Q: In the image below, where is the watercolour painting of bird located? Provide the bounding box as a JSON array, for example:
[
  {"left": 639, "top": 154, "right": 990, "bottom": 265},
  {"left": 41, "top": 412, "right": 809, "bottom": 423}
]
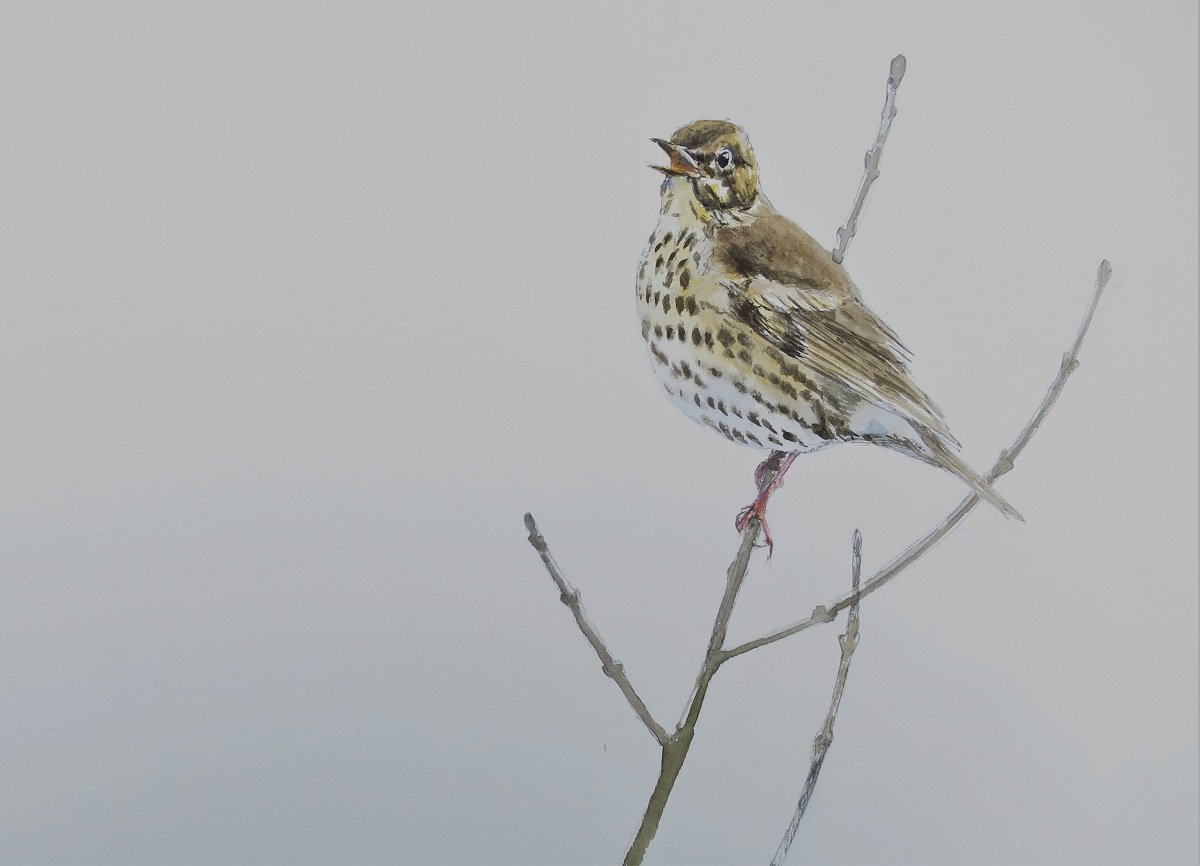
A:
[{"left": 636, "top": 119, "right": 1021, "bottom": 548}]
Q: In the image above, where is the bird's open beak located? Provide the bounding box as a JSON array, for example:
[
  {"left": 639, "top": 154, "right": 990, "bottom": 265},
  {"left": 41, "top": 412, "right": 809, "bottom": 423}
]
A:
[{"left": 650, "top": 138, "right": 703, "bottom": 177}]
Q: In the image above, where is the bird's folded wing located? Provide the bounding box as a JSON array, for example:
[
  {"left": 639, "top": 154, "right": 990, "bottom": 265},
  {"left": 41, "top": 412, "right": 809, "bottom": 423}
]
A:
[{"left": 715, "top": 214, "right": 958, "bottom": 448}]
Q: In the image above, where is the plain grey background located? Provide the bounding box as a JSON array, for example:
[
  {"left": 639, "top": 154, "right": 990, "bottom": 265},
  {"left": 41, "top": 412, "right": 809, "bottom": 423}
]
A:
[{"left": 1, "top": 2, "right": 1196, "bottom": 864}]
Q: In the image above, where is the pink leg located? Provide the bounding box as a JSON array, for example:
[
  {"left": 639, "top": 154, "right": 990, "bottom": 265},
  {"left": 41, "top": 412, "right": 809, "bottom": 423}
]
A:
[{"left": 734, "top": 451, "right": 799, "bottom": 554}]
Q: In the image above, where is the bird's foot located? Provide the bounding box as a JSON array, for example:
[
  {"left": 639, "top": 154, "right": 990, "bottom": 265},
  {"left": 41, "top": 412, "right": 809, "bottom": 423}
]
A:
[
  {"left": 735, "top": 491, "right": 775, "bottom": 556},
  {"left": 737, "top": 451, "right": 799, "bottom": 556}
]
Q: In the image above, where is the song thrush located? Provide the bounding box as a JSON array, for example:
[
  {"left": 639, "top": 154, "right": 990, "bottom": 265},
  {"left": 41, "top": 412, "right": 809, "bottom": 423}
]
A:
[{"left": 636, "top": 119, "right": 1021, "bottom": 546}]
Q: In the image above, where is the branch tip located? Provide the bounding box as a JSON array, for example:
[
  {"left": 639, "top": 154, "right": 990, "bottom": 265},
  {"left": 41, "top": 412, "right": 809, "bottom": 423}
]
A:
[
  {"left": 523, "top": 511, "right": 668, "bottom": 748},
  {"left": 771, "top": 527, "right": 866, "bottom": 865},
  {"left": 832, "top": 51, "right": 905, "bottom": 264}
]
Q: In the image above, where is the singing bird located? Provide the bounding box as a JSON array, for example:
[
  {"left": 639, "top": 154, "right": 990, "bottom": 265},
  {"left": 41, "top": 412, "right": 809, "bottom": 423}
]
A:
[{"left": 636, "top": 119, "right": 1020, "bottom": 547}]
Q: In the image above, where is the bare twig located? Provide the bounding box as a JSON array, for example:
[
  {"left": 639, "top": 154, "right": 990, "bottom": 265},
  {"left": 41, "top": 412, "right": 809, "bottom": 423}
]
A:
[
  {"left": 523, "top": 513, "right": 669, "bottom": 747},
  {"left": 833, "top": 54, "right": 906, "bottom": 264},
  {"left": 722, "top": 260, "right": 1115, "bottom": 663},
  {"left": 622, "top": 504, "right": 768, "bottom": 865},
  {"left": 523, "top": 52, "right": 1111, "bottom": 866},
  {"left": 627, "top": 56, "right": 911, "bottom": 863},
  {"left": 771, "top": 531, "right": 864, "bottom": 866}
]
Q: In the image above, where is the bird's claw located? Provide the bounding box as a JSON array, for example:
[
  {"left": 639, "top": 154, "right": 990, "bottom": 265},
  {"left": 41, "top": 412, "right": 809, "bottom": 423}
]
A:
[{"left": 735, "top": 501, "right": 775, "bottom": 557}]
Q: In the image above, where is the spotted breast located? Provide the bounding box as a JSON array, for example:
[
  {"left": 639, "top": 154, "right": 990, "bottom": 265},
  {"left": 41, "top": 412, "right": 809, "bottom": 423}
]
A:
[{"left": 635, "top": 183, "right": 839, "bottom": 455}]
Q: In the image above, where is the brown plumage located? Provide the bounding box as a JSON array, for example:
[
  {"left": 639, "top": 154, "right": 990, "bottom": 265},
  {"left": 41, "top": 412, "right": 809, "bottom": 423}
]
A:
[{"left": 637, "top": 119, "right": 1021, "bottom": 532}]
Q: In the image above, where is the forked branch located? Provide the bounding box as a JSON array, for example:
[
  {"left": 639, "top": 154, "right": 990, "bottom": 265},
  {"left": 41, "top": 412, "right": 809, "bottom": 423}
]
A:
[{"left": 521, "top": 51, "right": 1112, "bottom": 866}]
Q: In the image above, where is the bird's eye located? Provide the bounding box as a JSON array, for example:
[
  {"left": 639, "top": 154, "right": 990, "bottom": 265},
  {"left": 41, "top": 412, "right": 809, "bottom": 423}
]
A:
[{"left": 715, "top": 148, "right": 733, "bottom": 170}]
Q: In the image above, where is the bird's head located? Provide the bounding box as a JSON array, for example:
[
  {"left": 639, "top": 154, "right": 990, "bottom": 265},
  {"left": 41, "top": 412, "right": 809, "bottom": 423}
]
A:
[{"left": 652, "top": 119, "right": 759, "bottom": 213}]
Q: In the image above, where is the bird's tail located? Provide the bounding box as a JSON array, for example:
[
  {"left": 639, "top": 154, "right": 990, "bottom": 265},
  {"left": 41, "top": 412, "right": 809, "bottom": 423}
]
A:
[{"left": 924, "top": 440, "right": 1024, "bottom": 521}]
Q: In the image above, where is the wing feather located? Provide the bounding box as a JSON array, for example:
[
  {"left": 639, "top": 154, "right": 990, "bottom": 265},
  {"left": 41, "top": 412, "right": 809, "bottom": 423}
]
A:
[{"left": 715, "top": 213, "right": 960, "bottom": 448}]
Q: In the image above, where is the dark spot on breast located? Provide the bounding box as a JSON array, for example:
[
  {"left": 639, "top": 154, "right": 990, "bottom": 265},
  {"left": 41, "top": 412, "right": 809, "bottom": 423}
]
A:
[
  {"left": 691, "top": 327, "right": 702, "bottom": 346},
  {"left": 675, "top": 295, "right": 685, "bottom": 313},
  {"left": 708, "top": 366, "right": 722, "bottom": 378},
  {"left": 665, "top": 326, "right": 675, "bottom": 340},
  {"left": 782, "top": 430, "right": 798, "bottom": 442},
  {"left": 693, "top": 393, "right": 703, "bottom": 408},
  {"left": 703, "top": 331, "right": 714, "bottom": 349},
  {"left": 654, "top": 325, "right": 663, "bottom": 338},
  {"left": 685, "top": 295, "right": 697, "bottom": 315},
  {"left": 650, "top": 343, "right": 669, "bottom": 365},
  {"left": 773, "top": 356, "right": 810, "bottom": 385},
  {"left": 679, "top": 361, "right": 692, "bottom": 379},
  {"left": 662, "top": 292, "right": 671, "bottom": 312},
  {"left": 679, "top": 268, "right": 691, "bottom": 289},
  {"left": 738, "top": 350, "right": 752, "bottom": 363},
  {"left": 656, "top": 255, "right": 664, "bottom": 270}
]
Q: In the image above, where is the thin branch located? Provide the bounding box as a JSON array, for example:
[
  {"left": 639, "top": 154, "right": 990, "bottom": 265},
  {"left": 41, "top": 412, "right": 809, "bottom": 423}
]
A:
[
  {"left": 722, "top": 260, "right": 1115, "bottom": 663},
  {"left": 523, "top": 513, "right": 669, "bottom": 747},
  {"left": 771, "top": 531, "right": 864, "bottom": 866},
  {"left": 524, "top": 55, "right": 1111, "bottom": 866},
  {"left": 623, "top": 509, "right": 768, "bottom": 866},
  {"left": 627, "top": 56, "right": 908, "bottom": 862},
  {"left": 833, "top": 54, "right": 907, "bottom": 264}
]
